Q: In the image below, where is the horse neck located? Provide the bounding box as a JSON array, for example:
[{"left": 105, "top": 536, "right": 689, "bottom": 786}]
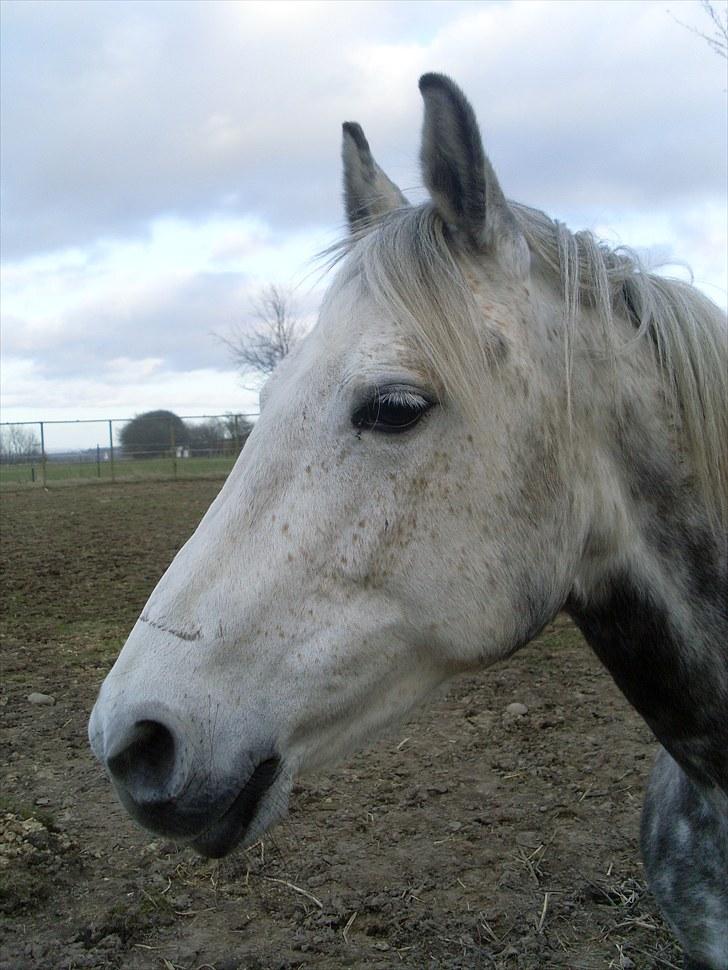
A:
[{"left": 563, "top": 336, "right": 728, "bottom": 793}]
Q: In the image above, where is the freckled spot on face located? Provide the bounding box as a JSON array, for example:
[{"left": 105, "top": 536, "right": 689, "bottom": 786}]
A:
[
  {"left": 287, "top": 553, "right": 294, "bottom": 562},
  {"left": 358, "top": 519, "right": 367, "bottom": 528},
  {"left": 282, "top": 523, "right": 289, "bottom": 534},
  {"left": 305, "top": 465, "right": 312, "bottom": 474}
]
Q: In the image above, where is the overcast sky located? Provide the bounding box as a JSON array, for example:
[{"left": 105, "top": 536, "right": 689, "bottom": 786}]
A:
[{"left": 1, "top": 0, "right": 726, "bottom": 450}]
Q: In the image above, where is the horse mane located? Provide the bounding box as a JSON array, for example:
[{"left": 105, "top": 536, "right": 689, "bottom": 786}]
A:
[{"left": 324, "top": 203, "right": 728, "bottom": 532}]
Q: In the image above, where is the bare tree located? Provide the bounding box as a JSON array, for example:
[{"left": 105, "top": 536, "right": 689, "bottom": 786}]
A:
[
  {"left": 0, "top": 425, "right": 41, "bottom": 464},
  {"left": 222, "top": 284, "right": 302, "bottom": 381},
  {"left": 671, "top": 0, "right": 727, "bottom": 59},
  {"left": 187, "top": 414, "right": 253, "bottom": 457}
]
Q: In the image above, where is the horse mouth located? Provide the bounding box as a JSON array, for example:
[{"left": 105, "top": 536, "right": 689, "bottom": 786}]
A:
[{"left": 191, "top": 757, "right": 283, "bottom": 859}]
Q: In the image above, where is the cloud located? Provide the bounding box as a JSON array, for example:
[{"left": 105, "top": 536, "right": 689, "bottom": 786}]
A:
[
  {"left": 0, "top": 214, "right": 330, "bottom": 388},
  {"left": 1, "top": 353, "right": 259, "bottom": 448},
  {"left": 2, "top": 0, "right": 725, "bottom": 259},
  {"left": 6, "top": 271, "right": 251, "bottom": 377}
]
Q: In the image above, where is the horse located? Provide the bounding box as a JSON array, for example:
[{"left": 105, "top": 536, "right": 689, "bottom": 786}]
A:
[{"left": 88, "top": 74, "right": 728, "bottom": 968}]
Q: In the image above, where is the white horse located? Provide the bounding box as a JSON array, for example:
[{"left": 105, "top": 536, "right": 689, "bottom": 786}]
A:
[{"left": 89, "top": 75, "right": 728, "bottom": 968}]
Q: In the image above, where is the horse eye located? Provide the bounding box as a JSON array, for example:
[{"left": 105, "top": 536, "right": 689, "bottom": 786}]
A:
[{"left": 352, "top": 389, "right": 433, "bottom": 435}]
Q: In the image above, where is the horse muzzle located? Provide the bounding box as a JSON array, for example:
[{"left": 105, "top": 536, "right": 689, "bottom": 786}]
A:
[{"left": 88, "top": 700, "right": 287, "bottom": 857}]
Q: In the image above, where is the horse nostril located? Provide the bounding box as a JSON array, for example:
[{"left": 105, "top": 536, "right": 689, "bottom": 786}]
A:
[{"left": 106, "top": 720, "right": 176, "bottom": 798}]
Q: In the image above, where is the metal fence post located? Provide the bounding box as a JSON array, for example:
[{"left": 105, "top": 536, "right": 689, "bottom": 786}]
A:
[
  {"left": 39, "top": 421, "right": 46, "bottom": 486},
  {"left": 108, "top": 420, "right": 115, "bottom": 481},
  {"left": 170, "top": 419, "right": 177, "bottom": 479}
]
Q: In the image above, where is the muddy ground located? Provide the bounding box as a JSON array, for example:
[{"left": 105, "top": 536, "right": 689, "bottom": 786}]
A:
[{"left": 1, "top": 481, "right": 683, "bottom": 969}]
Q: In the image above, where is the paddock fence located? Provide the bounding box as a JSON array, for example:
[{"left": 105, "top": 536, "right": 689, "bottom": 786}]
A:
[{"left": 0, "top": 412, "right": 258, "bottom": 488}]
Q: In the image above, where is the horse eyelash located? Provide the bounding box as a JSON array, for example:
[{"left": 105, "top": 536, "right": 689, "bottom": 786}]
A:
[{"left": 375, "top": 388, "right": 430, "bottom": 409}]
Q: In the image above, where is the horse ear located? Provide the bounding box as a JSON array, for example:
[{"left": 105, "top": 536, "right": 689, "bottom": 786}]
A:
[
  {"left": 342, "top": 122, "right": 409, "bottom": 232},
  {"left": 418, "top": 73, "right": 529, "bottom": 277}
]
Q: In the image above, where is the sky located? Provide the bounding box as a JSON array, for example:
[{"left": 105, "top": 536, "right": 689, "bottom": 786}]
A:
[{"left": 1, "top": 0, "right": 726, "bottom": 451}]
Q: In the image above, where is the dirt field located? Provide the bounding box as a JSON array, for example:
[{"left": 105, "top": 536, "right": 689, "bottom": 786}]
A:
[{"left": 1, "top": 481, "right": 683, "bottom": 969}]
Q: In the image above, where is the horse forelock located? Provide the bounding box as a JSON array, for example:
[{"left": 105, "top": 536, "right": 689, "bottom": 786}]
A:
[
  {"left": 323, "top": 201, "right": 728, "bottom": 534},
  {"left": 323, "top": 205, "right": 498, "bottom": 418}
]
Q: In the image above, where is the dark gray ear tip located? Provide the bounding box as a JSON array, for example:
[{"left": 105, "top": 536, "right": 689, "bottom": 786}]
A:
[
  {"left": 419, "top": 72, "right": 458, "bottom": 97},
  {"left": 342, "top": 121, "right": 369, "bottom": 152}
]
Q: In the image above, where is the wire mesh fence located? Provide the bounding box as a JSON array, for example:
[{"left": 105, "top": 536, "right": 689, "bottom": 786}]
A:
[{"left": 0, "top": 412, "right": 257, "bottom": 488}]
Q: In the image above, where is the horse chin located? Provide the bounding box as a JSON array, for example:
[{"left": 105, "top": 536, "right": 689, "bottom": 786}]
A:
[{"left": 191, "top": 758, "right": 290, "bottom": 859}]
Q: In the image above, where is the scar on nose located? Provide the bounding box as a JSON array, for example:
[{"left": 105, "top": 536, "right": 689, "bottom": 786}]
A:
[{"left": 139, "top": 613, "right": 201, "bottom": 642}]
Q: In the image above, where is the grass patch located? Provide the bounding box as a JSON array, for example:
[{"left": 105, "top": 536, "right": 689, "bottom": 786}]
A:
[{"left": 0, "top": 456, "right": 236, "bottom": 489}]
